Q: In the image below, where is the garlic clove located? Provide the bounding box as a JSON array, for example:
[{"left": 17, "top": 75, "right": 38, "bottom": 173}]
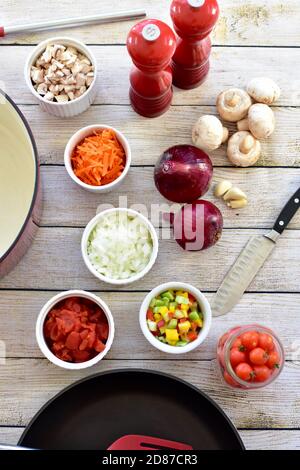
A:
[
  {"left": 214, "top": 180, "right": 233, "bottom": 198},
  {"left": 223, "top": 186, "right": 248, "bottom": 202},
  {"left": 227, "top": 199, "right": 248, "bottom": 209}
]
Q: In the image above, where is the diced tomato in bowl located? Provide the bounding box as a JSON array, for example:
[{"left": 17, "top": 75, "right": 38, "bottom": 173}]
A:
[{"left": 36, "top": 290, "right": 115, "bottom": 370}]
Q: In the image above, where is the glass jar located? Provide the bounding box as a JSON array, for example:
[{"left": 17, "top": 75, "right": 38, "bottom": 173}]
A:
[{"left": 217, "top": 324, "right": 285, "bottom": 389}]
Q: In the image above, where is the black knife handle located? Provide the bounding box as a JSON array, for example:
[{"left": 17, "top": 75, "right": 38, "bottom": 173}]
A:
[{"left": 273, "top": 187, "right": 300, "bottom": 234}]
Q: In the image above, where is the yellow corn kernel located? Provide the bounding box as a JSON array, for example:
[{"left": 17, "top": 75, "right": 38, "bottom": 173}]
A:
[
  {"left": 195, "top": 318, "right": 203, "bottom": 327},
  {"left": 176, "top": 291, "right": 184, "bottom": 297},
  {"left": 165, "top": 329, "right": 179, "bottom": 344},
  {"left": 178, "top": 321, "right": 191, "bottom": 333},
  {"left": 180, "top": 304, "right": 189, "bottom": 311},
  {"left": 154, "top": 313, "right": 162, "bottom": 322},
  {"left": 158, "top": 306, "right": 168, "bottom": 315},
  {"left": 182, "top": 292, "right": 189, "bottom": 298},
  {"left": 169, "top": 305, "right": 175, "bottom": 313}
]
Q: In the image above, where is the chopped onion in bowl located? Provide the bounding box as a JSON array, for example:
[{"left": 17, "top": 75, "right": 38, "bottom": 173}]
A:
[{"left": 87, "top": 212, "right": 154, "bottom": 280}]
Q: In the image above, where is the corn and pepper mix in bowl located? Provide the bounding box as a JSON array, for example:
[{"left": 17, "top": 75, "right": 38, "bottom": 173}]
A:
[{"left": 140, "top": 282, "right": 212, "bottom": 354}]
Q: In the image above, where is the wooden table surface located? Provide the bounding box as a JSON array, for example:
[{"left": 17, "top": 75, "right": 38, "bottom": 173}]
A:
[{"left": 0, "top": 0, "right": 300, "bottom": 450}]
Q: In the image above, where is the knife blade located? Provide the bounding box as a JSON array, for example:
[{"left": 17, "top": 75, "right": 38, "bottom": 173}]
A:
[{"left": 211, "top": 187, "right": 300, "bottom": 317}]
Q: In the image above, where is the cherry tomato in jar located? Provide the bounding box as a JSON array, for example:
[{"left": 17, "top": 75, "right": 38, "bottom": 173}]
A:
[
  {"left": 240, "top": 331, "right": 259, "bottom": 350},
  {"left": 258, "top": 333, "right": 274, "bottom": 352},
  {"left": 249, "top": 347, "right": 269, "bottom": 366},
  {"left": 235, "top": 363, "right": 254, "bottom": 382},
  {"left": 230, "top": 347, "right": 247, "bottom": 368},
  {"left": 266, "top": 350, "right": 280, "bottom": 369},
  {"left": 231, "top": 337, "right": 245, "bottom": 350},
  {"left": 223, "top": 371, "right": 238, "bottom": 387},
  {"left": 253, "top": 365, "right": 272, "bottom": 383},
  {"left": 217, "top": 348, "right": 226, "bottom": 368},
  {"left": 219, "top": 332, "right": 230, "bottom": 348}
]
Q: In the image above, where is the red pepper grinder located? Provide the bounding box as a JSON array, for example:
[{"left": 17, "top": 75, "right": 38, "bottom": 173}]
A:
[
  {"left": 170, "top": 0, "right": 220, "bottom": 89},
  {"left": 127, "top": 19, "right": 176, "bottom": 118}
]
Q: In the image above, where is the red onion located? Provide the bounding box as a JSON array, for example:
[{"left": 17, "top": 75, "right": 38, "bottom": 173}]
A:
[
  {"left": 170, "top": 200, "right": 223, "bottom": 251},
  {"left": 154, "top": 145, "right": 213, "bottom": 203}
]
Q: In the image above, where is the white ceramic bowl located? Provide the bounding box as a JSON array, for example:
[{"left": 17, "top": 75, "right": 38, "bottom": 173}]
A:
[
  {"left": 81, "top": 208, "right": 159, "bottom": 285},
  {"left": 36, "top": 290, "right": 115, "bottom": 370},
  {"left": 24, "top": 37, "right": 98, "bottom": 118},
  {"left": 64, "top": 125, "right": 131, "bottom": 193},
  {"left": 140, "top": 282, "right": 212, "bottom": 354}
]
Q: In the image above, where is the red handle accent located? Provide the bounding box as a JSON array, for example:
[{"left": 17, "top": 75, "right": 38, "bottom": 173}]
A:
[
  {"left": 0, "top": 26, "right": 5, "bottom": 37},
  {"left": 107, "top": 435, "right": 193, "bottom": 450}
]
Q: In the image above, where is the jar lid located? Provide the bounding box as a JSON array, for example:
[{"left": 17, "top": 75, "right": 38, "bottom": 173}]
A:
[
  {"left": 127, "top": 19, "right": 176, "bottom": 68},
  {"left": 171, "top": 0, "right": 220, "bottom": 39}
]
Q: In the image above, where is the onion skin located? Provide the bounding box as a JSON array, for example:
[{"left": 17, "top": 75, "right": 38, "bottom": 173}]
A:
[
  {"left": 154, "top": 145, "right": 213, "bottom": 203},
  {"left": 171, "top": 200, "right": 223, "bottom": 251}
]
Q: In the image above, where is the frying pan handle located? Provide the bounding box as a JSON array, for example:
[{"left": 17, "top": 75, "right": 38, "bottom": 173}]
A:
[{"left": 273, "top": 187, "right": 300, "bottom": 234}]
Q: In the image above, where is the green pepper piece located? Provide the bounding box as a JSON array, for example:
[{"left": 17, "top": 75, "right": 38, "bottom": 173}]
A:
[
  {"left": 167, "top": 319, "right": 178, "bottom": 329},
  {"left": 161, "top": 290, "right": 175, "bottom": 301},
  {"left": 158, "top": 336, "right": 167, "bottom": 343},
  {"left": 153, "top": 306, "right": 161, "bottom": 314},
  {"left": 174, "top": 309, "right": 185, "bottom": 319},
  {"left": 162, "top": 312, "right": 170, "bottom": 323},
  {"left": 176, "top": 340, "right": 188, "bottom": 347},
  {"left": 149, "top": 298, "right": 156, "bottom": 308},
  {"left": 189, "top": 311, "right": 200, "bottom": 322},
  {"left": 175, "top": 295, "right": 189, "bottom": 305},
  {"left": 154, "top": 299, "right": 165, "bottom": 307}
]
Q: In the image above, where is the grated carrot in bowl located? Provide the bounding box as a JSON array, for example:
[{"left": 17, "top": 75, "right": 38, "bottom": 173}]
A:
[{"left": 71, "top": 129, "right": 126, "bottom": 186}]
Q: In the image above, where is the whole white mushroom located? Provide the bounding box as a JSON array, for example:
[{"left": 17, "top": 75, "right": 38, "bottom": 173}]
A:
[
  {"left": 227, "top": 131, "right": 261, "bottom": 167},
  {"left": 192, "top": 115, "right": 228, "bottom": 152},
  {"left": 216, "top": 88, "right": 252, "bottom": 122},
  {"left": 247, "top": 77, "right": 281, "bottom": 105},
  {"left": 247, "top": 103, "right": 276, "bottom": 140}
]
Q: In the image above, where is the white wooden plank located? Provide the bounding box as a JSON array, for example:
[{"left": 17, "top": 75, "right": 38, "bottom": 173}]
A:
[
  {"left": 40, "top": 166, "right": 300, "bottom": 228},
  {"left": 239, "top": 430, "right": 300, "bottom": 450},
  {"left": 0, "top": 427, "right": 23, "bottom": 446},
  {"left": 0, "top": 359, "right": 298, "bottom": 429},
  {"left": 17, "top": 105, "right": 300, "bottom": 167},
  {"left": 0, "top": 291, "right": 299, "bottom": 360},
  {"left": 0, "top": 228, "right": 299, "bottom": 292},
  {"left": 0, "top": 46, "right": 299, "bottom": 107},
  {"left": 1, "top": 0, "right": 299, "bottom": 46},
  {"left": 0, "top": 427, "right": 299, "bottom": 450}
]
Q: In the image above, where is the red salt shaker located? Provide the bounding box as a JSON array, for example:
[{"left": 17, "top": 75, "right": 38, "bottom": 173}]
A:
[
  {"left": 170, "top": 0, "right": 220, "bottom": 89},
  {"left": 127, "top": 19, "right": 176, "bottom": 118}
]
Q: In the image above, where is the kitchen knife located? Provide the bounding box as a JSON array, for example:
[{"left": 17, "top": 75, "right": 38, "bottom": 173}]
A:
[{"left": 211, "top": 187, "right": 300, "bottom": 317}]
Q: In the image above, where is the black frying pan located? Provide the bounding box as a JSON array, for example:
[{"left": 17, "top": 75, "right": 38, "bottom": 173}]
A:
[{"left": 19, "top": 369, "right": 244, "bottom": 450}]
